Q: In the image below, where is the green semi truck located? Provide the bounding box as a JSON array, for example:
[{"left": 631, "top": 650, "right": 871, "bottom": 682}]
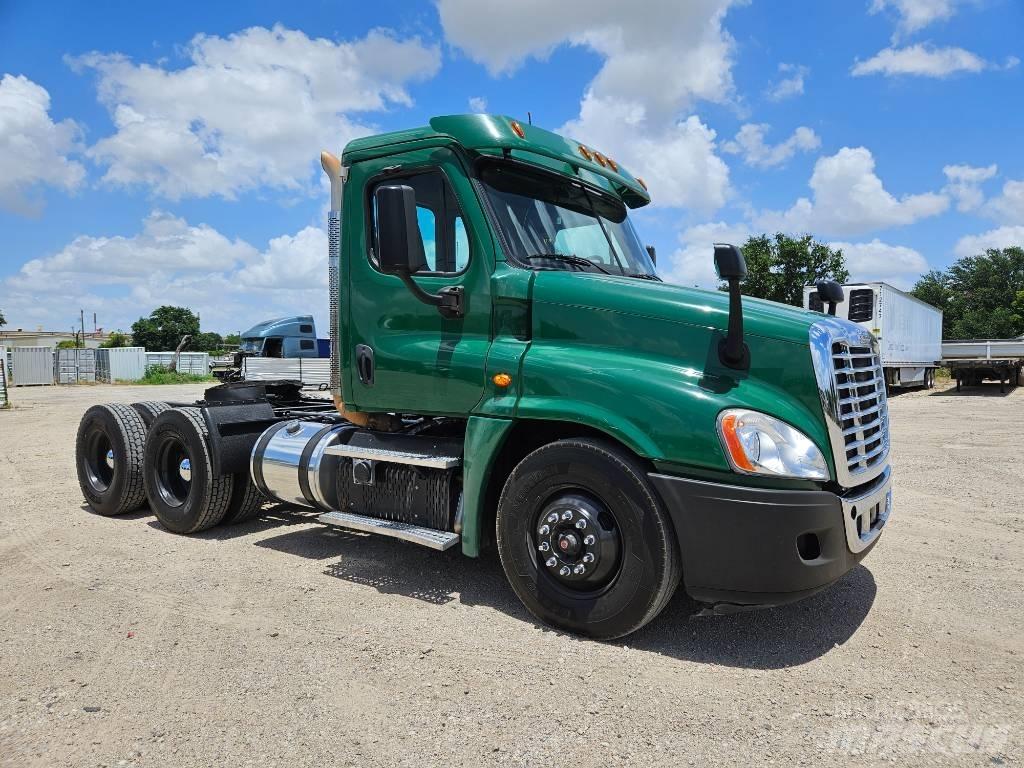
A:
[{"left": 75, "top": 114, "right": 893, "bottom": 639}]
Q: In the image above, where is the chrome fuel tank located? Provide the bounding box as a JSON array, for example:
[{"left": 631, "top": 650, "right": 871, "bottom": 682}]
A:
[{"left": 250, "top": 420, "right": 355, "bottom": 511}]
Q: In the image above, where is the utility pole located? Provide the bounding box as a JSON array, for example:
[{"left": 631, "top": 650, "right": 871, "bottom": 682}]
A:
[{"left": 79, "top": 309, "right": 86, "bottom": 348}]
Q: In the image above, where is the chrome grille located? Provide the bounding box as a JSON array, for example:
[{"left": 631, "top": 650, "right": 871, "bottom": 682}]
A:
[
  {"left": 810, "top": 319, "right": 890, "bottom": 488},
  {"left": 832, "top": 341, "right": 888, "bottom": 476}
]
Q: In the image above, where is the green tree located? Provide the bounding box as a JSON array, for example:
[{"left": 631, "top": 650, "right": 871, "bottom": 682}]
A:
[
  {"left": 130, "top": 306, "right": 201, "bottom": 351},
  {"left": 100, "top": 331, "right": 131, "bottom": 348},
  {"left": 725, "top": 233, "right": 850, "bottom": 307},
  {"left": 56, "top": 339, "right": 79, "bottom": 349},
  {"left": 224, "top": 332, "right": 241, "bottom": 347},
  {"left": 192, "top": 331, "right": 224, "bottom": 353},
  {"left": 910, "top": 247, "right": 1024, "bottom": 339},
  {"left": 0, "top": 308, "right": 6, "bottom": 327}
]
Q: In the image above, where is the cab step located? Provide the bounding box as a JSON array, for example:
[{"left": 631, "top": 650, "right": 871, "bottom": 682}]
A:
[
  {"left": 317, "top": 510, "right": 460, "bottom": 551},
  {"left": 323, "top": 432, "right": 461, "bottom": 469}
]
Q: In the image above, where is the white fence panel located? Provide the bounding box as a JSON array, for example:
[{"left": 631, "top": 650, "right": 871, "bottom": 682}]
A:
[
  {"left": 243, "top": 357, "right": 331, "bottom": 390},
  {"left": 0, "top": 346, "right": 8, "bottom": 406},
  {"left": 96, "top": 347, "right": 147, "bottom": 382},
  {"left": 144, "top": 352, "right": 210, "bottom": 376},
  {"left": 11, "top": 346, "right": 54, "bottom": 386}
]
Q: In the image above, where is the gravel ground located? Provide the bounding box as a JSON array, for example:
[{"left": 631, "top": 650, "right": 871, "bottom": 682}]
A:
[{"left": 0, "top": 381, "right": 1021, "bottom": 767}]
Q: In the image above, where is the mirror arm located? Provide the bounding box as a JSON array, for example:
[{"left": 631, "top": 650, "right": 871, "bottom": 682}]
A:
[
  {"left": 394, "top": 270, "right": 465, "bottom": 319},
  {"left": 719, "top": 276, "right": 750, "bottom": 370}
]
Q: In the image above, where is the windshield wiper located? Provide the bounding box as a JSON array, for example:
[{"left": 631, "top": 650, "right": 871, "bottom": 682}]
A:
[
  {"left": 524, "top": 253, "right": 611, "bottom": 274},
  {"left": 627, "top": 272, "right": 663, "bottom": 281}
]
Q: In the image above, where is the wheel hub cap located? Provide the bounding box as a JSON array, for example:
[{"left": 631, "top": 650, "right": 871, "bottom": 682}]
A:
[
  {"left": 105, "top": 449, "right": 115, "bottom": 469},
  {"left": 178, "top": 458, "right": 192, "bottom": 482},
  {"left": 535, "top": 493, "right": 620, "bottom": 590}
]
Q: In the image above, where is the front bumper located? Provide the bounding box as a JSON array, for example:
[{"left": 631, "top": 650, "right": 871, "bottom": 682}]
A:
[{"left": 649, "top": 467, "right": 892, "bottom": 612}]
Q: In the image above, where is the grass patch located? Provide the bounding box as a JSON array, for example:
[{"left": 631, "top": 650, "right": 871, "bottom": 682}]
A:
[
  {"left": 936, "top": 367, "right": 952, "bottom": 381},
  {"left": 134, "top": 366, "right": 214, "bottom": 385}
]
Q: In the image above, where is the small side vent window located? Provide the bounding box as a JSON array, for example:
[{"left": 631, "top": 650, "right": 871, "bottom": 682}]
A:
[
  {"left": 299, "top": 339, "right": 315, "bottom": 350},
  {"left": 299, "top": 324, "right": 313, "bottom": 334},
  {"left": 808, "top": 292, "right": 823, "bottom": 313},
  {"left": 848, "top": 289, "right": 874, "bottom": 322}
]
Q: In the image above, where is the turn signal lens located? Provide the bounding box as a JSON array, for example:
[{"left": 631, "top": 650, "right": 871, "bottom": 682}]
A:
[
  {"left": 492, "top": 373, "right": 512, "bottom": 388},
  {"left": 717, "top": 409, "right": 829, "bottom": 480},
  {"left": 510, "top": 120, "right": 526, "bottom": 138},
  {"left": 578, "top": 145, "right": 593, "bottom": 161}
]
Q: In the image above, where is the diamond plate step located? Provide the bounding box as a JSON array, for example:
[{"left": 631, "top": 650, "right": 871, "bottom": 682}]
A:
[
  {"left": 323, "top": 443, "right": 460, "bottom": 469},
  {"left": 317, "top": 510, "right": 460, "bottom": 551}
]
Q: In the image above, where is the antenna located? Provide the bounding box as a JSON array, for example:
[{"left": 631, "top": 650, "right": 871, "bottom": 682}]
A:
[{"left": 527, "top": 111, "right": 532, "bottom": 125}]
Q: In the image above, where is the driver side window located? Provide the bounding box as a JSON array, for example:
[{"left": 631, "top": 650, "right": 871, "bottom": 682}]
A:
[{"left": 369, "top": 169, "right": 469, "bottom": 275}]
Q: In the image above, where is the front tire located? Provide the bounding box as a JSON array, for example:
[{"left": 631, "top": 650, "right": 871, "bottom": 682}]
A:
[
  {"left": 76, "top": 403, "right": 149, "bottom": 515},
  {"left": 496, "top": 438, "right": 681, "bottom": 639},
  {"left": 144, "top": 407, "right": 233, "bottom": 534}
]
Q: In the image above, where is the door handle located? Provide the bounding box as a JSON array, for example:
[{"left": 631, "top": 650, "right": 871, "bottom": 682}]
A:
[{"left": 355, "top": 344, "right": 374, "bottom": 387}]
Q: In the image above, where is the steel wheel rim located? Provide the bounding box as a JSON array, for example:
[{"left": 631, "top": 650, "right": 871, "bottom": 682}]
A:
[
  {"left": 154, "top": 436, "right": 192, "bottom": 508},
  {"left": 83, "top": 427, "right": 114, "bottom": 493},
  {"left": 532, "top": 491, "right": 622, "bottom": 593}
]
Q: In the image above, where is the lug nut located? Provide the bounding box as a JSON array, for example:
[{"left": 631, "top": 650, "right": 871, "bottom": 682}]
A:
[
  {"left": 546, "top": 557, "right": 557, "bottom": 568},
  {"left": 539, "top": 524, "right": 550, "bottom": 535},
  {"left": 547, "top": 513, "right": 559, "bottom": 524},
  {"left": 559, "top": 566, "right": 571, "bottom": 577},
  {"left": 583, "top": 534, "right": 596, "bottom": 545},
  {"left": 573, "top": 564, "right": 585, "bottom": 575},
  {"left": 575, "top": 519, "right": 587, "bottom": 529},
  {"left": 539, "top": 541, "right": 550, "bottom": 552},
  {"left": 582, "top": 553, "right": 595, "bottom": 563},
  {"left": 561, "top": 510, "right": 573, "bottom": 521}
]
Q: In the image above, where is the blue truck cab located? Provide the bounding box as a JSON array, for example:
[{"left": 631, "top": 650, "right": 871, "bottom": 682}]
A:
[{"left": 238, "top": 315, "right": 329, "bottom": 359}]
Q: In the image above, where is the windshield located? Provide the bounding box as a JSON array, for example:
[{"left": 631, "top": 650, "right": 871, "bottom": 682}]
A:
[
  {"left": 239, "top": 338, "right": 263, "bottom": 353},
  {"left": 479, "top": 162, "right": 657, "bottom": 277}
]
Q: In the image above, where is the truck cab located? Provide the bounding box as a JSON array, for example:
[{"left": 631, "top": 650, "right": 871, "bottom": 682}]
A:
[
  {"left": 76, "top": 114, "right": 894, "bottom": 639},
  {"left": 238, "top": 314, "right": 326, "bottom": 359}
]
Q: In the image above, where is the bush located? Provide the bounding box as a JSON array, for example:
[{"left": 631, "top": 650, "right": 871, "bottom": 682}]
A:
[{"left": 135, "top": 366, "right": 214, "bottom": 385}]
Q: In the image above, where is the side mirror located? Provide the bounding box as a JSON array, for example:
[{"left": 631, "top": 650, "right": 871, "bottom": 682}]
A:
[
  {"left": 713, "top": 243, "right": 747, "bottom": 280},
  {"left": 375, "top": 185, "right": 427, "bottom": 275},
  {"left": 815, "top": 279, "right": 844, "bottom": 316},
  {"left": 645, "top": 245, "right": 657, "bottom": 266},
  {"left": 713, "top": 243, "right": 749, "bottom": 370},
  {"left": 372, "top": 184, "right": 464, "bottom": 319}
]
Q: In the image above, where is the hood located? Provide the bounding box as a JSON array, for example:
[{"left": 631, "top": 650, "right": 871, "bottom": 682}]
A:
[{"left": 530, "top": 271, "right": 820, "bottom": 346}]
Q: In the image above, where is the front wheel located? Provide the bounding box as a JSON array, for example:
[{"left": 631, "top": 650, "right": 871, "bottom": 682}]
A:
[{"left": 496, "top": 438, "right": 681, "bottom": 639}]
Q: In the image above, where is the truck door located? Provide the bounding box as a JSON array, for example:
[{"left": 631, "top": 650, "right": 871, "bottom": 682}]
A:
[{"left": 344, "top": 147, "right": 492, "bottom": 415}]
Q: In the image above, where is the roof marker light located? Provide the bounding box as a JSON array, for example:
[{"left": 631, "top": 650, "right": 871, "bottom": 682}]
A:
[
  {"left": 607, "top": 158, "right": 619, "bottom": 172},
  {"left": 578, "top": 145, "right": 593, "bottom": 161},
  {"left": 593, "top": 151, "right": 608, "bottom": 168},
  {"left": 510, "top": 120, "right": 526, "bottom": 139},
  {"left": 636, "top": 177, "right": 648, "bottom": 191}
]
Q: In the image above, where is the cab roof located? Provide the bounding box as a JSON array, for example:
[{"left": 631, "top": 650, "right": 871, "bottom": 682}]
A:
[{"left": 341, "top": 114, "right": 651, "bottom": 209}]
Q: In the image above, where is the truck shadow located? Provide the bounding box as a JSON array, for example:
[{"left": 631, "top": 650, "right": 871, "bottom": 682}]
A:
[
  {"left": 246, "top": 511, "right": 876, "bottom": 669},
  {"left": 929, "top": 385, "right": 1015, "bottom": 397}
]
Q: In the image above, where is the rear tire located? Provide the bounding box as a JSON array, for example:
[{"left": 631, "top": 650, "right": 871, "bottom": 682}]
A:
[
  {"left": 496, "top": 438, "right": 681, "bottom": 640},
  {"left": 144, "top": 407, "right": 232, "bottom": 534},
  {"left": 221, "top": 474, "right": 265, "bottom": 525},
  {"left": 131, "top": 400, "right": 170, "bottom": 429},
  {"left": 76, "top": 403, "right": 149, "bottom": 515}
]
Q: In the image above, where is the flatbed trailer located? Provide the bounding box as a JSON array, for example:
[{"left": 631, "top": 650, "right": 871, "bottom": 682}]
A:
[{"left": 942, "top": 339, "right": 1024, "bottom": 393}]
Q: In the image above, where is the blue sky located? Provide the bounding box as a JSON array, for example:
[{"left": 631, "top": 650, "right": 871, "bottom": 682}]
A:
[{"left": 1, "top": 0, "right": 1022, "bottom": 335}]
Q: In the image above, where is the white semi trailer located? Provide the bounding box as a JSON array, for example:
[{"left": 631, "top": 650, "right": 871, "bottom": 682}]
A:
[{"left": 804, "top": 282, "right": 943, "bottom": 389}]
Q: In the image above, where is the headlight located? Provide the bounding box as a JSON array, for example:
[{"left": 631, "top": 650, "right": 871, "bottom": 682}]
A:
[{"left": 717, "top": 409, "right": 829, "bottom": 480}]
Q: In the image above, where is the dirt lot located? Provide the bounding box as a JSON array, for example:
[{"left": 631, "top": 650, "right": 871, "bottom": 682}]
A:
[{"left": 0, "top": 381, "right": 1021, "bottom": 767}]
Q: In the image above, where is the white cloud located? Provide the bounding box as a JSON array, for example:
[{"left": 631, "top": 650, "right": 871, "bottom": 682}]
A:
[
  {"left": 954, "top": 226, "right": 1024, "bottom": 258},
  {"left": 983, "top": 179, "right": 1024, "bottom": 224},
  {"left": 869, "top": 0, "right": 961, "bottom": 35},
  {"left": 72, "top": 25, "right": 440, "bottom": 200},
  {"left": 851, "top": 44, "right": 1015, "bottom": 78},
  {"left": 830, "top": 238, "right": 929, "bottom": 288},
  {"left": 765, "top": 63, "right": 808, "bottom": 102},
  {"left": 438, "top": 0, "right": 738, "bottom": 213},
  {"left": 756, "top": 146, "right": 949, "bottom": 236},
  {"left": 0, "top": 212, "right": 335, "bottom": 334},
  {"left": 0, "top": 74, "right": 86, "bottom": 215},
  {"left": 722, "top": 124, "right": 820, "bottom": 168},
  {"left": 942, "top": 163, "right": 997, "bottom": 212},
  {"left": 468, "top": 96, "right": 487, "bottom": 113},
  {"left": 661, "top": 221, "right": 751, "bottom": 288}
]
